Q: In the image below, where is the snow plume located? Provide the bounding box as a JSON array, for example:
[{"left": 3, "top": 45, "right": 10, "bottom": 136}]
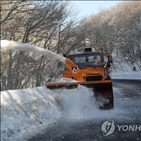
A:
[
  {"left": 52, "top": 85, "right": 96, "bottom": 120},
  {"left": 52, "top": 85, "right": 125, "bottom": 121},
  {"left": 1, "top": 40, "right": 66, "bottom": 63}
]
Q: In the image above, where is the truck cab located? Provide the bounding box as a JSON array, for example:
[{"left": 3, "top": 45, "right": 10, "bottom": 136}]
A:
[{"left": 63, "top": 48, "right": 110, "bottom": 81}]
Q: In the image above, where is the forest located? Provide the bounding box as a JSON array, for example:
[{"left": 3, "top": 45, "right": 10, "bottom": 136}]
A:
[{"left": 1, "top": 1, "right": 141, "bottom": 90}]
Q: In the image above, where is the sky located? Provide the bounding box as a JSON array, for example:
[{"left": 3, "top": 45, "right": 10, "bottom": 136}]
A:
[{"left": 71, "top": 1, "right": 121, "bottom": 18}]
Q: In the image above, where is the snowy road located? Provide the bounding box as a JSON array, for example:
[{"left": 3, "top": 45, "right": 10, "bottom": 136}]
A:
[{"left": 28, "top": 80, "right": 141, "bottom": 141}]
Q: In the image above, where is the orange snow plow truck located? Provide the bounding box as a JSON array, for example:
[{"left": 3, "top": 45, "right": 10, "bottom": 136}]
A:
[{"left": 47, "top": 46, "right": 114, "bottom": 109}]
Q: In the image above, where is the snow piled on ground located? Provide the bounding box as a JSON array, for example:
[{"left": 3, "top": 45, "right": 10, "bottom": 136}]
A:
[
  {"left": 1, "top": 85, "right": 97, "bottom": 141},
  {"left": 111, "top": 60, "right": 141, "bottom": 80},
  {"left": 1, "top": 84, "right": 128, "bottom": 141},
  {"left": 111, "top": 71, "right": 141, "bottom": 80},
  {"left": 1, "top": 86, "right": 62, "bottom": 141}
]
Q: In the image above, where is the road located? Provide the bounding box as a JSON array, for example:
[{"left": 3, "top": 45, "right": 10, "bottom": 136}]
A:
[{"left": 28, "top": 80, "right": 141, "bottom": 141}]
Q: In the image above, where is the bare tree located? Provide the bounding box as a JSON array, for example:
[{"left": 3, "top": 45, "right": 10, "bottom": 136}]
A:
[{"left": 1, "top": 1, "right": 83, "bottom": 90}]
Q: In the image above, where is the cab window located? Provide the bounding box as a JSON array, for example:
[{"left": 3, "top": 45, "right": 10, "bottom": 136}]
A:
[{"left": 67, "top": 53, "right": 102, "bottom": 68}]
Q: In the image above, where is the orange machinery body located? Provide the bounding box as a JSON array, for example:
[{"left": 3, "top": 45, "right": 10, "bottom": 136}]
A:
[
  {"left": 63, "top": 52, "right": 109, "bottom": 82},
  {"left": 63, "top": 66, "right": 105, "bottom": 81}
]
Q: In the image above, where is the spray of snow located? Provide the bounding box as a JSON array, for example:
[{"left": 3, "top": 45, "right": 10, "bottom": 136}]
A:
[
  {"left": 48, "top": 77, "right": 77, "bottom": 83},
  {"left": 52, "top": 85, "right": 126, "bottom": 121},
  {"left": 1, "top": 40, "right": 66, "bottom": 63},
  {"left": 52, "top": 85, "right": 96, "bottom": 119}
]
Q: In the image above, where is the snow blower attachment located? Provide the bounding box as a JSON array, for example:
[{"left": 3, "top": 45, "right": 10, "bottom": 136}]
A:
[{"left": 47, "top": 46, "right": 114, "bottom": 109}]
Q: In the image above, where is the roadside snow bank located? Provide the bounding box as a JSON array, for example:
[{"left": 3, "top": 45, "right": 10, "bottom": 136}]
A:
[
  {"left": 111, "top": 61, "right": 141, "bottom": 80},
  {"left": 1, "top": 86, "right": 62, "bottom": 141},
  {"left": 1, "top": 85, "right": 96, "bottom": 141},
  {"left": 111, "top": 71, "right": 141, "bottom": 80}
]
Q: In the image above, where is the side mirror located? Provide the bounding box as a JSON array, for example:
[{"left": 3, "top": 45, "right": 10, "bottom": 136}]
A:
[{"left": 108, "top": 55, "right": 113, "bottom": 63}]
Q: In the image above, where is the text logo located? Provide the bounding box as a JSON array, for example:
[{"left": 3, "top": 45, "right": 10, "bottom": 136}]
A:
[
  {"left": 101, "top": 120, "right": 141, "bottom": 136},
  {"left": 101, "top": 120, "right": 115, "bottom": 136}
]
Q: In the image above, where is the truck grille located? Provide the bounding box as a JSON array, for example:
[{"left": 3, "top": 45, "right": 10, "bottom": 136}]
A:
[{"left": 85, "top": 76, "right": 102, "bottom": 81}]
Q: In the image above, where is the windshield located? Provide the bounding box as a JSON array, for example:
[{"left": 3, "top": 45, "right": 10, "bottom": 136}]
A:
[{"left": 67, "top": 53, "right": 102, "bottom": 68}]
